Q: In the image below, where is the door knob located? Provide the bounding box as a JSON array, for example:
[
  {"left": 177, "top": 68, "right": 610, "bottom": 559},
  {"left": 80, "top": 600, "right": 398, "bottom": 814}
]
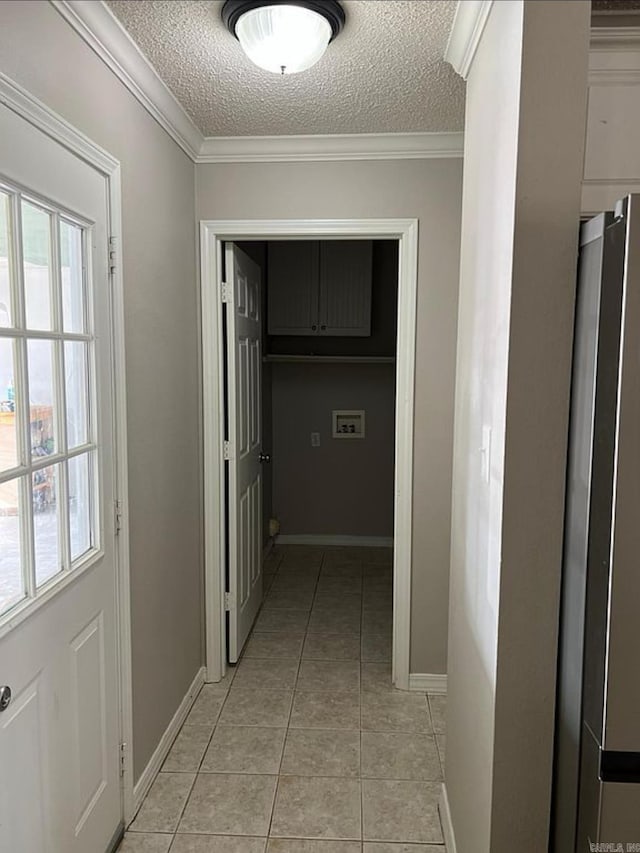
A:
[
  {"left": 0, "top": 685, "right": 11, "bottom": 712},
  {"left": 259, "top": 453, "right": 271, "bottom": 464}
]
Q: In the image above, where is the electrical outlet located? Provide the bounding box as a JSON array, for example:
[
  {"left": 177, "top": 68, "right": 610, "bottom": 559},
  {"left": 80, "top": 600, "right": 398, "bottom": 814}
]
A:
[{"left": 311, "top": 432, "right": 320, "bottom": 447}]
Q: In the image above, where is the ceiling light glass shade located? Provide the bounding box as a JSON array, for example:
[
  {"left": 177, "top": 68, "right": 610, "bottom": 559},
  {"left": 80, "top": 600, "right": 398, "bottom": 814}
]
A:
[{"left": 235, "top": 4, "right": 333, "bottom": 74}]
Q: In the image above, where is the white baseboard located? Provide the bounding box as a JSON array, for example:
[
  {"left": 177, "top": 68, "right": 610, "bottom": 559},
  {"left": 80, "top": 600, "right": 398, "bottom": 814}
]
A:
[
  {"left": 439, "top": 783, "right": 458, "bottom": 853},
  {"left": 131, "top": 666, "right": 206, "bottom": 819},
  {"left": 409, "top": 673, "right": 447, "bottom": 694},
  {"left": 276, "top": 534, "right": 394, "bottom": 547}
]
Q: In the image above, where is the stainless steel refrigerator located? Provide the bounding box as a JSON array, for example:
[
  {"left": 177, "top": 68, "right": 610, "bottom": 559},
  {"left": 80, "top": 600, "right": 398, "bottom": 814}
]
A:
[{"left": 552, "top": 194, "right": 640, "bottom": 852}]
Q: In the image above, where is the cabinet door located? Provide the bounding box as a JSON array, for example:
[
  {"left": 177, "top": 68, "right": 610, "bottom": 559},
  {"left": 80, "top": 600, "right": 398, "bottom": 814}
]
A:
[
  {"left": 318, "top": 241, "right": 372, "bottom": 336},
  {"left": 267, "top": 241, "right": 320, "bottom": 334}
]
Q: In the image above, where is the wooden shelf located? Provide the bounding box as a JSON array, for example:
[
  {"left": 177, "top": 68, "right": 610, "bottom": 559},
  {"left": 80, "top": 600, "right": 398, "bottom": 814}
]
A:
[{"left": 263, "top": 355, "right": 395, "bottom": 364}]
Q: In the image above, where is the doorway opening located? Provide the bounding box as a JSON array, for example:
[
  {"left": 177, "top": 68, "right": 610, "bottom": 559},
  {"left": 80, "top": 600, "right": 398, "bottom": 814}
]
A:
[{"left": 201, "top": 219, "right": 419, "bottom": 690}]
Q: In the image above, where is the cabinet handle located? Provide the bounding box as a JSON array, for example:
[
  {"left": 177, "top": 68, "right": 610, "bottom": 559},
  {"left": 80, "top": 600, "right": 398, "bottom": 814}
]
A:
[
  {"left": 311, "top": 324, "right": 317, "bottom": 331},
  {"left": 321, "top": 325, "right": 327, "bottom": 331}
]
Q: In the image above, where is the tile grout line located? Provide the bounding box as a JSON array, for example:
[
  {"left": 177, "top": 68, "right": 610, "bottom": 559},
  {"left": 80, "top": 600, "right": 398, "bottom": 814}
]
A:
[
  {"left": 182, "top": 769, "right": 440, "bottom": 781},
  {"left": 162, "top": 585, "right": 255, "bottom": 844},
  {"left": 164, "top": 759, "right": 199, "bottom": 847},
  {"left": 182, "top": 546, "right": 287, "bottom": 848},
  {"left": 264, "top": 547, "right": 324, "bottom": 843},
  {"left": 214, "top": 574, "right": 281, "bottom": 847},
  {"left": 165, "top": 674, "right": 237, "bottom": 847}
]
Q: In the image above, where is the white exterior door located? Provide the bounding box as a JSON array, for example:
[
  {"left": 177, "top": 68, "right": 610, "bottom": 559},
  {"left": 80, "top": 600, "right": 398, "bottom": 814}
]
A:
[
  {"left": 0, "top": 103, "right": 121, "bottom": 850},
  {"left": 225, "top": 243, "right": 263, "bottom": 662}
]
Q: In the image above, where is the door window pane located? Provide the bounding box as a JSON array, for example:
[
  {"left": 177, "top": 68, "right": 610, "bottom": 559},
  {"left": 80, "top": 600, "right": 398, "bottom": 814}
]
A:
[
  {"left": 68, "top": 453, "right": 92, "bottom": 562},
  {"left": 0, "top": 192, "right": 12, "bottom": 328},
  {"left": 65, "top": 341, "right": 89, "bottom": 449},
  {"left": 60, "top": 220, "right": 85, "bottom": 333},
  {"left": 0, "top": 477, "right": 25, "bottom": 615},
  {"left": 33, "top": 463, "right": 60, "bottom": 587},
  {"left": 0, "top": 338, "right": 18, "bottom": 472},
  {"left": 0, "top": 183, "right": 99, "bottom": 622},
  {"left": 28, "top": 339, "right": 57, "bottom": 457},
  {"left": 22, "top": 202, "right": 53, "bottom": 331}
]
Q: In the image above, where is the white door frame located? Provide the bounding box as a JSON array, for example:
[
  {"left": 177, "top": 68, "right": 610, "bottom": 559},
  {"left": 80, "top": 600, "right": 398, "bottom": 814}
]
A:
[
  {"left": 0, "top": 73, "right": 134, "bottom": 823},
  {"left": 201, "top": 218, "right": 418, "bottom": 691}
]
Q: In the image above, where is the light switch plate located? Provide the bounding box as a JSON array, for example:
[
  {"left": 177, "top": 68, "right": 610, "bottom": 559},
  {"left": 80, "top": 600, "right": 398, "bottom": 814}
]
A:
[{"left": 311, "top": 432, "right": 320, "bottom": 447}]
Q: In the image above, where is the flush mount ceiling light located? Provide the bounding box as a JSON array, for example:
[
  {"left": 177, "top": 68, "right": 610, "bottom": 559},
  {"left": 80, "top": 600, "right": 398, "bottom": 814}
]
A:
[{"left": 222, "top": 0, "right": 345, "bottom": 75}]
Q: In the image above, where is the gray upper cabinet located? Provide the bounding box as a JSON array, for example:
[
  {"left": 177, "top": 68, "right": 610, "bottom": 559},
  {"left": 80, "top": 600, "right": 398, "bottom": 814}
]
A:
[
  {"left": 267, "top": 241, "right": 320, "bottom": 335},
  {"left": 267, "top": 240, "right": 372, "bottom": 336},
  {"left": 319, "top": 241, "right": 372, "bottom": 336}
]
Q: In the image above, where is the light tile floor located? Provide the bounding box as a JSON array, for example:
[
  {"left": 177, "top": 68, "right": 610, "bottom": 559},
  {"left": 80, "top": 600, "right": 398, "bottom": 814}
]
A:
[{"left": 118, "top": 546, "right": 447, "bottom": 853}]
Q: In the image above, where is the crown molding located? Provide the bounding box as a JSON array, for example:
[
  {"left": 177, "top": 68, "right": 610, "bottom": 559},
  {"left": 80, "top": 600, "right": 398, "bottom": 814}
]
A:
[
  {"left": 590, "top": 26, "right": 640, "bottom": 50},
  {"left": 196, "top": 132, "right": 464, "bottom": 163},
  {"left": 46, "top": 0, "right": 640, "bottom": 163},
  {"left": 50, "top": 0, "right": 204, "bottom": 160},
  {"left": 589, "top": 27, "right": 640, "bottom": 84},
  {"left": 49, "top": 0, "right": 463, "bottom": 164},
  {"left": 444, "top": 0, "right": 494, "bottom": 80}
]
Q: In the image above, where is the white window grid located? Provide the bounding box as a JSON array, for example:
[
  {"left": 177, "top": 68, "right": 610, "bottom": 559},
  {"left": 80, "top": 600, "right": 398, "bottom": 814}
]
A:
[{"left": 0, "top": 176, "right": 100, "bottom": 620}]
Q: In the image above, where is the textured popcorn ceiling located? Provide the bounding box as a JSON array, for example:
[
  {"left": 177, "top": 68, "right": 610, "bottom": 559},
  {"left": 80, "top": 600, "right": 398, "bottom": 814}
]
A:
[{"left": 106, "top": 0, "right": 465, "bottom": 137}]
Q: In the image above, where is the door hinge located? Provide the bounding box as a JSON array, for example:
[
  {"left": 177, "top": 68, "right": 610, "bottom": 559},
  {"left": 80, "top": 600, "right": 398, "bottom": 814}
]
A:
[
  {"left": 108, "top": 236, "right": 118, "bottom": 277},
  {"left": 119, "top": 742, "right": 127, "bottom": 778},
  {"left": 221, "top": 281, "right": 232, "bottom": 303},
  {"left": 224, "top": 592, "right": 233, "bottom": 611},
  {"left": 223, "top": 440, "right": 233, "bottom": 461},
  {"left": 114, "top": 499, "right": 123, "bottom": 535}
]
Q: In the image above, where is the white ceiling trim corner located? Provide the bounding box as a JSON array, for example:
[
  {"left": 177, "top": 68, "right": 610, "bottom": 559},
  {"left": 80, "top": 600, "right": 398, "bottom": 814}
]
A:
[
  {"left": 589, "top": 27, "right": 640, "bottom": 84},
  {"left": 51, "top": 0, "right": 204, "bottom": 159},
  {"left": 444, "top": 0, "right": 494, "bottom": 81},
  {"left": 196, "top": 132, "right": 464, "bottom": 163},
  {"left": 50, "top": 0, "right": 464, "bottom": 164},
  {"left": 445, "top": 6, "right": 640, "bottom": 83}
]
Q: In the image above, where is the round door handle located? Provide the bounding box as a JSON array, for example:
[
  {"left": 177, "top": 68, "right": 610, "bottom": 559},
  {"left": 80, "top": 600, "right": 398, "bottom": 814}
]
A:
[
  {"left": 0, "top": 685, "right": 11, "bottom": 712},
  {"left": 259, "top": 453, "right": 271, "bottom": 464}
]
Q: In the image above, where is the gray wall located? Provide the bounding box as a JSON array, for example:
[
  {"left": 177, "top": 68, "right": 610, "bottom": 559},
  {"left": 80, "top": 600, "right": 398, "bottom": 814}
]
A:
[
  {"left": 446, "top": 1, "right": 590, "bottom": 850},
  {"left": 197, "top": 159, "right": 462, "bottom": 674},
  {"left": 0, "top": 1, "right": 202, "bottom": 781},
  {"left": 272, "top": 362, "right": 395, "bottom": 537}
]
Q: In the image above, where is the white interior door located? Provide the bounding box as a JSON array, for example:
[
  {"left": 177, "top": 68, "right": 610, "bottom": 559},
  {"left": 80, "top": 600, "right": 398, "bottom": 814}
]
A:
[
  {"left": 225, "top": 243, "right": 263, "bottom": 663},
  {"left": 0, "top": 103, "right": 121, "bottom": 851}
]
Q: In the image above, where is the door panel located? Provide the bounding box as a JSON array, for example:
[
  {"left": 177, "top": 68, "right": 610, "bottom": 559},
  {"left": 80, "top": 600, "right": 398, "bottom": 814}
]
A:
[
  {"left": 70, "top": 614, "right": 108, "bottom": 836},
  {"left": 0, "top": 103, "right": 120, "bottom": 851},
  {"left": 226, "top": 244, "right": 263, "bottom": 662},
  {"left": 239, "top": 338, "right": 250, "bottom": 455},
  {"left": 239, "top": 489, "right": 250, "bottom": 607},
  {"left": 0, "top": 676, "right": 50, "bottom": 853}
]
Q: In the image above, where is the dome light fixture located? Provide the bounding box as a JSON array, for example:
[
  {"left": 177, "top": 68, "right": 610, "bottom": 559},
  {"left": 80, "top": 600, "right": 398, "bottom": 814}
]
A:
[{"left": 222, "top": 0, "right": 345, "bottom": 75}]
